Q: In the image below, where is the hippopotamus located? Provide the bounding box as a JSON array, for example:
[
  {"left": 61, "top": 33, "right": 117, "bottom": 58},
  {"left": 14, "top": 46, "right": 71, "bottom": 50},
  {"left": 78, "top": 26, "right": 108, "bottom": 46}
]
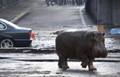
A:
[{"left": 55, "top": 31, "right": 108, "bottom": 70}]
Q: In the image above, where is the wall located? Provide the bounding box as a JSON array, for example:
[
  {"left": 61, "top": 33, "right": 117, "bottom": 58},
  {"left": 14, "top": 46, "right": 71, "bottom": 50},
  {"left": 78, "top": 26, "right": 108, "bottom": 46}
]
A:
[{"left": 86, "top": 0, "right": 120, "bottom": 25}]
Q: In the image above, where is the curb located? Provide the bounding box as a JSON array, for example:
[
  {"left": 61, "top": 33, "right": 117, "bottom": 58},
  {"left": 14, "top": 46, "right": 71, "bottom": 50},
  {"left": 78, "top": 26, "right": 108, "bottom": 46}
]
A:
[
  {"left": 10, "top": 8, "right": 30, "bottom": 23},
  {"left": 1, "top": 57, "right": 120, "bottom": 62},
  {"left": 0, "top": 48, "right": 55, "bottom": 53},
  {"left": 0, "top": 48, "right": 120, "bottom": 53}
]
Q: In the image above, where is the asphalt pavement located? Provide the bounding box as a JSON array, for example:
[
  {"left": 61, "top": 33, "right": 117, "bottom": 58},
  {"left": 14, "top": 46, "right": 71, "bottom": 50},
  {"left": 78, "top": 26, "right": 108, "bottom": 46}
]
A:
[{"left": 0, "top": 59, "right": 120, "bottom": 77}]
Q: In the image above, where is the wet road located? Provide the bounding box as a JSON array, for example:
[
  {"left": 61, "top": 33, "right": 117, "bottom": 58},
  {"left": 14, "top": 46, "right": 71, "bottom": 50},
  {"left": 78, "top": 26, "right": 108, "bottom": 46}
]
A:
[
  {"left": 17, "top": 5, "right": 85, "bottom": 30},
  {"left": 0, "top": 52, "right": 120, "bottom": 77},
  {"left": 0, "top": 59, "right": 120, "bottom": 77}
]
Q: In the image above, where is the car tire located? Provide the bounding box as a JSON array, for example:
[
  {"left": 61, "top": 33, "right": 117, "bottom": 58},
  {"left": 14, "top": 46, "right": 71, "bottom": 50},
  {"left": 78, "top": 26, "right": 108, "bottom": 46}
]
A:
[{"left": 0, "top": 38, "right": 14, "bottom": 48}]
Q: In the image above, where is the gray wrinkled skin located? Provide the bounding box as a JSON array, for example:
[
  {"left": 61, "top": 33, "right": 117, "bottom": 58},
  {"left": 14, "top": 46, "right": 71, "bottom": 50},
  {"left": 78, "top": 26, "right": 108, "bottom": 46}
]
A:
[{"left": 56, "top": 31, "right": 108, "bottom": 70}]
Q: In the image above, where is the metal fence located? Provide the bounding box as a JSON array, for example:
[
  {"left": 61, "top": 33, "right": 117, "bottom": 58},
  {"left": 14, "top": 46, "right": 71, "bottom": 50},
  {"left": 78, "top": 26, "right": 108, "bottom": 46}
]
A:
[{"left": 0, "top": 0, "right": 24, "bottom": 12}]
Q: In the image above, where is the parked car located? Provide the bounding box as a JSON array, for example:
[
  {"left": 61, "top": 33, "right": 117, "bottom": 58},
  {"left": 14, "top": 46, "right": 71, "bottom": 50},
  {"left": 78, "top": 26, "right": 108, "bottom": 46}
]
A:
[{"left": 0, "top": 18, "right": 35, "bottom": 48}]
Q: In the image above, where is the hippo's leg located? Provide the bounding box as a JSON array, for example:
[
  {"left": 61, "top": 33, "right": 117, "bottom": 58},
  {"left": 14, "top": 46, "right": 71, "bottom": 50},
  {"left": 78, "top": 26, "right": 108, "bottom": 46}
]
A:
[
  {"left": 58, "top": 57, "right": 69, "bottom": 69},
  {"left": 58, "top": 58, "right": 62, "bottom": 68},
  {"left": 88, "top": 59, "right": 97, "bottom": 71},
  {"left": 81, "top": 58, "right": 89, "bottom": 68},
  {"left": 80, "top": 54, "right": 89, "bottom": 68}
]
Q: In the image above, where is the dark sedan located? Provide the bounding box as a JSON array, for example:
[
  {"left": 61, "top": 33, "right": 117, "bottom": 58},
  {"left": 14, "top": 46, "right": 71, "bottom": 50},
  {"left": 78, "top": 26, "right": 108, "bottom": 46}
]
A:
[{"left": 0, "top": 18, "right": 34, "bottom": 48}]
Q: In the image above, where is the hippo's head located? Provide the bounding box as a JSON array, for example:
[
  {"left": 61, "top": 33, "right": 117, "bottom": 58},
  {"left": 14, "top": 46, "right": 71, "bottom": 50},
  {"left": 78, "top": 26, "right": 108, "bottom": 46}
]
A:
[{"left": 90, "top": 32, "right": 108, "bottom": 58}]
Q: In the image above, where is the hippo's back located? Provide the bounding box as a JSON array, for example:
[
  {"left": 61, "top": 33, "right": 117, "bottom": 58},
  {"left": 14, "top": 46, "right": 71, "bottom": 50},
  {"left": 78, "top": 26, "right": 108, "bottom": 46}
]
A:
[{"left": 56, "top": 31, "right": 87, "bottom": 58}]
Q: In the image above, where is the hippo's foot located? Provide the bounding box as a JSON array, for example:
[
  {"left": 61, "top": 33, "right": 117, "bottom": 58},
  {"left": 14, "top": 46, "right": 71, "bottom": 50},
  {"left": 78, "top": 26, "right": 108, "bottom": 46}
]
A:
[
  {"left": 81, "top": 60, "right": 89, "bottom": 68},
  {"left": 62, "top": 66, "right": 69, "bottom": 70},
  {"left": 59, "top": 65, "right": 69, "bottom": 69},
  {"left": 81, "top": 64, "right": 87, "bottom": 68},
  {"left": 58, "top": 65, "right": 62, "bottom": 68},
  {"left": 89, "top": 65, "right": 97, "bottom": 71}
]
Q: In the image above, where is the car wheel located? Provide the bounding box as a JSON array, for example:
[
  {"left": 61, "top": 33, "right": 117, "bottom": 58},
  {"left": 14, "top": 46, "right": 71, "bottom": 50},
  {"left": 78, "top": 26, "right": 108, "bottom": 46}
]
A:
[{"left": 0, "top": 38, "right": 14, "bottom": 48}]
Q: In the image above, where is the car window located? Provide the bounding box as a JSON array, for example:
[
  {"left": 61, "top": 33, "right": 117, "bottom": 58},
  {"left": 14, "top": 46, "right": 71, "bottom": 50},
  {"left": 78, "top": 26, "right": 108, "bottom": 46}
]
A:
[
  {"left": 0, "top": 23, "right": 5, "bottom": 29},
  {"left": 0, "top": 19, "right": 20, "bottom": 29}
]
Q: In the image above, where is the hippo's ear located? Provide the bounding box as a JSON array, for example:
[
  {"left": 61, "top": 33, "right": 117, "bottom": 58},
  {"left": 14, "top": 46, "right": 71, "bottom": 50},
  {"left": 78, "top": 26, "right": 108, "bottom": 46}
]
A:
[
  {"left": 99, "top": 31, "right": 105, "bottom": 36},
  {"left": 102, "top": 33, "right": 105, "bottom": 36}
]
